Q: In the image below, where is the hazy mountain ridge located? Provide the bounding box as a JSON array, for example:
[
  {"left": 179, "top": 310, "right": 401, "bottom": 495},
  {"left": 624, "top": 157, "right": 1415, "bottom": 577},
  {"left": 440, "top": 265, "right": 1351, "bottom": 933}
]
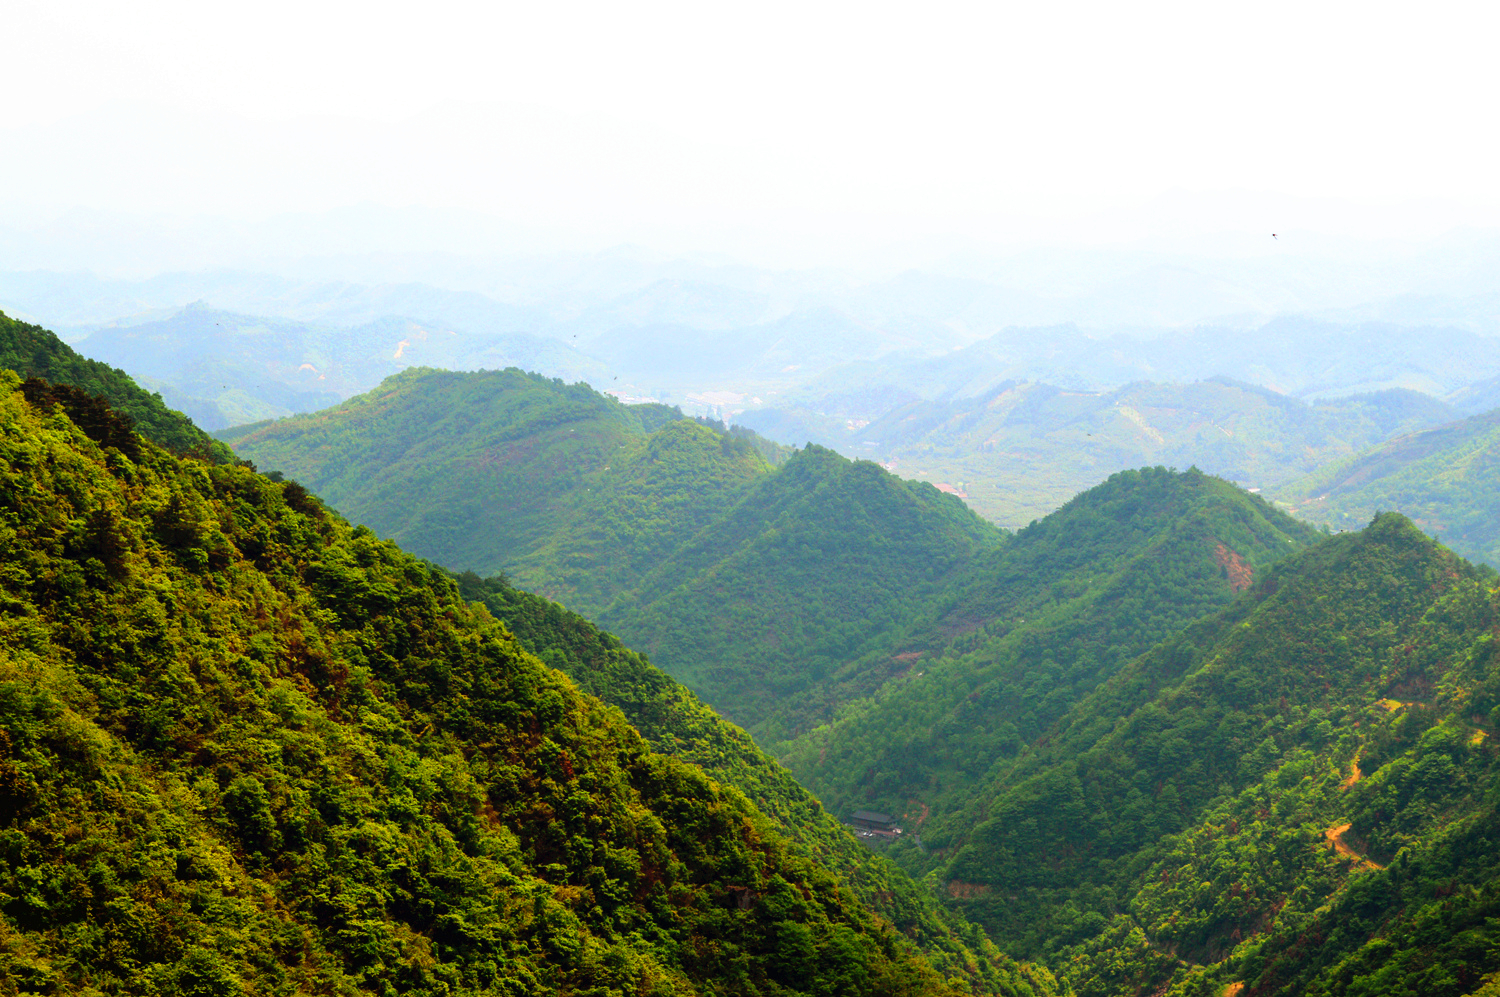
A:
[
  {"left": 10, "top": 257, "right": 1500, "bottom": 436},
  {"left": 73, "top": 302, "right": 605, "bottom": 429},
  {"left": 742, "top": 376, "right": 1457, "bottom": 528}
]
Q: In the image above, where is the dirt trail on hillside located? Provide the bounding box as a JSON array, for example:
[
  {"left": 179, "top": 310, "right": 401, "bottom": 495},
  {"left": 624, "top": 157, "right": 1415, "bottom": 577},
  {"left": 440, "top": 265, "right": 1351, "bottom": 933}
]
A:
[
  {"left": 1325, "top": 823, "right": 1383, "bottom": 871},
  {"left": 1340, "top": 752, "right": 1363, "bottom": 790}
]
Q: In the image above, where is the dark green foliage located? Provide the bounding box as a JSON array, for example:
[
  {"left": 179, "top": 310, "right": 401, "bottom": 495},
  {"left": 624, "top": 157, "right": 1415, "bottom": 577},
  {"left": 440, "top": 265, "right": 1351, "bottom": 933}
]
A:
[
  {"left": 0, "top": 308, "right": 231, "bottom": 461},
  {"left": 451, "top": 571, "right": 1060, "bottom": 997},
  {"left": 921, "top": 512, "right": 1500, "bottom": 996},
  {"left": 0, "top": 370, "right": 1000, "bottom": 997},
  {"left": 779, "top": 467, "right": 1320, "bottom": 845},
  {"left": 598, "top": 443, "right": 1003, "bottom": 732}
]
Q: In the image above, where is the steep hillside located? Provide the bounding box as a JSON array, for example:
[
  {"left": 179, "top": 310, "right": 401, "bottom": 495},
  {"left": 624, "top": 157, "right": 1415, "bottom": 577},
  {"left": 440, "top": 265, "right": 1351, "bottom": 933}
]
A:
[
  {"left": 0, "top": 370, "right": 1025, "bottom": 997},
  {"left": 740, "top": 377, "right": 1456, "bottom": 529},
  {"left": 596, "top": 444, "right": 1003, "bottom": 732},
  {"left": 932, "top": 514, "right": 1500, "bottom": 997},
  {"left": 218, "top": 367, "right": 747, "bottom": 589},
  {"left": 452, "top": 572, "right": 1055, "bottom": 996},
  {"left": 777, "top": 467, "right": 1321, "bottom": 828},
  {"left": 222, "top": 369, "right": 1003, "bottom": 735},
  {"left": 0, "top": 308, "right": 230, "bottom": 461},
  {"left": 1278, "top": 406, "right": 1500, "bottom": 566}
]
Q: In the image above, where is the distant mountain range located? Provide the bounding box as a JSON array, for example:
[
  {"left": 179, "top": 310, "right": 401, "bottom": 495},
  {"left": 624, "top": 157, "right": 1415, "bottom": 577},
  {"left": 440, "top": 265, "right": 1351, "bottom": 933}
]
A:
[
  {"left": 742, "top": 376, "right": 1457, "bottom": 528},
  {"left": 69, "top": 302, "right": 605, "bottom": 429}
]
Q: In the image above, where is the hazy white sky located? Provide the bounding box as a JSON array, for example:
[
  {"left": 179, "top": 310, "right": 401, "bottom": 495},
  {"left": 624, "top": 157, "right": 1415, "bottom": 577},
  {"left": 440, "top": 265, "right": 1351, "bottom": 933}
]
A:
[{"left": 6, "top": 0, "right": 1500, "bottom": 262}]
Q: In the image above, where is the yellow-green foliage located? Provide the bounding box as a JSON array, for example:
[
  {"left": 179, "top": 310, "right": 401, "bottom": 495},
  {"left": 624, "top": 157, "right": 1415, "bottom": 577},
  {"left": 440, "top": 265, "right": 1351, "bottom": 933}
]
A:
[
  {"left": 0, "top": 309, "right": 231, "bottom": 462},
  {"left": 0, "top": 370, "right": 984, "bottom": 997}
]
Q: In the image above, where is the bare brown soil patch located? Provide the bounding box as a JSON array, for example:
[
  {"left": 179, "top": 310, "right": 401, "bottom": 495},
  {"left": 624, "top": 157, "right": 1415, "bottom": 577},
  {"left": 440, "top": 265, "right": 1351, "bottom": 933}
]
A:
[
  {"left": 1214, "top": 543, "right": 1254, "bottom": 593},
  {"left": 1340, "top": 752, "right": 1363, "bottom": 790},
  {"left": 946, "top": 881, "right": 992, "bottom": 899}
]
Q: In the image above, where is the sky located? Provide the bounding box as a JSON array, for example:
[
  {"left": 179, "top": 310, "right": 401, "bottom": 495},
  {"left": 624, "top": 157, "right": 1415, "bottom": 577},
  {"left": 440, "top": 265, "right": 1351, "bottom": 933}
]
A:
[{"left": 5, "top": 0, "right": 1500, "bottom": 267}]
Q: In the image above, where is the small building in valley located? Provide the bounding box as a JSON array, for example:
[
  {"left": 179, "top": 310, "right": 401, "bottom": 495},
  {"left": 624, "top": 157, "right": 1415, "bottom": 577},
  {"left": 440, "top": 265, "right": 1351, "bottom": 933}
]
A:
[{"left": 847, "top": 810, "right": 902, "bottom": 836}]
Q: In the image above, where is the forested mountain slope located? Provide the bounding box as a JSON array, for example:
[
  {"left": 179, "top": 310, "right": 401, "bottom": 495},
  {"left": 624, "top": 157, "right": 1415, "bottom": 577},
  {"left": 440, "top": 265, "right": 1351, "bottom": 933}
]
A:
[
  {"left": 932, "top": 513, "right": 1500, "bottom": 997},
  {"left": 777, "top": 467, "right": 1321, "bottom": 829},
  {"left": 222, "top": 369, "right": 1006, "bottom": 734},
  {"left": 1278, "top": 405, "right": 1500, "bottom": 567},
  {"left": 0, "top": 307, "right": 231, "bottom": 461},
  {"left": 451, "top": 572, "right": 1054, "bottom": 995},
  {"left": 595, "top": 444, "right": 1003, "bottom": 731},
  {"left": 217, "top": 366, "right": 774, "bottom": 594},
  {"left": 0, "top": 369, "right": 1033, "bottom": 997}
]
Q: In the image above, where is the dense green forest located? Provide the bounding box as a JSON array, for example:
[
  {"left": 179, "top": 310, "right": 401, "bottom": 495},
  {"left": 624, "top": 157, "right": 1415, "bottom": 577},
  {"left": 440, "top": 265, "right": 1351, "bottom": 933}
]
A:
[
  {"left": 222, "top": 368, "right": 1005, "bottom": 732},
  {"left": 10, "top": 319, "right": 1500, "bottom": 997},
  {"left": 450, "top": 572, "right": 1055, "bottom": 996},
  {"left": 1278, "top": 406, "right": 1500, "bottom": 567},
  {"left": 594, "top": 443, "right": 1003, "bottom": 731},
  {"left": 0, "top": 308, "right": 231, "bottom": 461},
  {"left": 928, "top": 514, "right": 1500, "bottom": 996},
  {"left": 217, "top": 367, "right": 781, "bottom": 599},
  {"left": 0, "top": 368, "right": 1034, "bottom": 996},
  {"left": 776, "top": 467, "right": 1322, "bottom": 827}
]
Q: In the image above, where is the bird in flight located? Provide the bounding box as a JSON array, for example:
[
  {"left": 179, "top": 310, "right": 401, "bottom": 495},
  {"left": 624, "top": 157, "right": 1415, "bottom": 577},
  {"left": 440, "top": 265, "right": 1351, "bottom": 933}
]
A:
[{"left": 1271, "top": 233, "right": 1278, "bottom": 240}]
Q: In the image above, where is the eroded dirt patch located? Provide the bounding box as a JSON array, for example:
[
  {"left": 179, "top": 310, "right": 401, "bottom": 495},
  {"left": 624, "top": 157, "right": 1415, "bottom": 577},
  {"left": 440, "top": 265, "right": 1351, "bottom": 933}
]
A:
[
  {"left": 1214, "top": 543, "right": 1254, "bottom": 593},
  {"left": 946, "top": 881, "right": 992, "bottom": 899}
]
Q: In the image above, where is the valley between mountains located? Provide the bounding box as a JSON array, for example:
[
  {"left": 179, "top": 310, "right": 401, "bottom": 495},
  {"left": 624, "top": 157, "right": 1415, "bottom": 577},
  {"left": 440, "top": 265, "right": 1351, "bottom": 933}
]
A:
[{"left": 6, "top": 309, "right": 1500, "bottom": 996}]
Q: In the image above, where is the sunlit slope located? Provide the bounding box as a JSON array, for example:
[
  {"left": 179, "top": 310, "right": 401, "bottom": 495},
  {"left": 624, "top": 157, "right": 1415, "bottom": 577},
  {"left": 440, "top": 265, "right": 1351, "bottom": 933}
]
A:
[
  {"left": 932, "top": 513, "right": 1500, "bottom": 997},
  {"left": 777, "top": 467, "right": 1320, "bottom": 826},
  {"left": 0, "top": 307, "right": 231, "bottom": 461},
  {"left": 1279, "top": 405, "right": 1500, "bottom": 566},
  {"left": 453, "top": 571, "right": 1058, "bottom": 996},
  {"left": 0, "top": 370, "right": 1013, "bottom": 997},
  {"left": 596, "top": 444, "right": 1005, "bottom": 732},
  {"left": 221, "top": 369, "right": 1007, "bottom": 737},
  {"left": 218, "top": 367, "right": 770, "bottom": 594}
]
